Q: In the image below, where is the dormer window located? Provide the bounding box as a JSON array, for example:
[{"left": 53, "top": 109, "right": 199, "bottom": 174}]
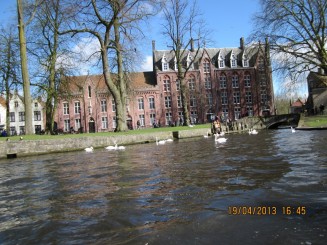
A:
[
  {"left": 162, "top": 54, "right": 168, "bottom": 71},
  {"left": 243, "top": 54, "right": 249, "bottom": 67},
  {"left": 187, "top": 53, "right": 194, "bottom": 70},
  {"left": 14, "top": 101, "right": 19, "bottom": 107},
  {"left": 218, "top": 55, "right": 225, "bottom": 68},
  {"left": 231, "top": 53, "right": 237, "bottom": 68}
]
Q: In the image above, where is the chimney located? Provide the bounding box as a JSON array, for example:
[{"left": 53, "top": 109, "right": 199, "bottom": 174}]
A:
[
  {"left": 240, "top": 37, "right": 244, "bottom": 50},
  {"left": 190, "top": 38, "right": 194, "bottom": 52},
  {"left": 152, "top": 40, "right": 156, "bottom": 52}
]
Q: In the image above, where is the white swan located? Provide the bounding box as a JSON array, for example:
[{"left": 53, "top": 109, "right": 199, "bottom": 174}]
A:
[
  {"left": 214, "top": 134, "right": 227, "bottom": 143},
  {"left": 165, "top": 138, "right": 173, "bottom": 142},
  {"left": 84, "top": 146, "right": 94, "bottom": 152},
  {"left": 105, "top": 144, "right": 126, "bottom": 150},
  {"left": 249, "top": 128, "right": 258, "bottom": 135},
  {"left": 156, "top": 137, "right": 166, "bottom": 145},
  {"left": 291, "top": 127, "right": 296, "bottom": 133}
]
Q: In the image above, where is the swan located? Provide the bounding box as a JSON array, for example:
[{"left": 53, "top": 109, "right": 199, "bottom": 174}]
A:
[
  {"left": 165, "top": 138, "right": 173, "bottom": 142},
  {"left": 105, "top": 144, "right": 126, "bottom": 150},
  {"left": 214, "top": 134, "right": 227, "bottom": 143},
  {"left": 249, "top": 129, "right": 258, "bottom": 135},
  {"left": 84, "top": 146, "right": 94, "bottom": 152},
  {"left": 291, "top": 127, "right": 296, "bottom": 133},
  {"left": 156, "top": 137, "right": 166, "bottom": 145}
]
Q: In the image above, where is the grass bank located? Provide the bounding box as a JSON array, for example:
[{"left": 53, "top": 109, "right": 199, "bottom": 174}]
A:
[
  {"left": 1, "top": 124, "right": 212, "bottom": 141},
  {"left": 300, "top": 114, "right": 327, "bottom": 128}
]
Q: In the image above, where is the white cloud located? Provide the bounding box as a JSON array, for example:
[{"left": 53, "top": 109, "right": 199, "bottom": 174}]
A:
[{"left": 140, "top": 55, "right": 153, "bottom": 71}]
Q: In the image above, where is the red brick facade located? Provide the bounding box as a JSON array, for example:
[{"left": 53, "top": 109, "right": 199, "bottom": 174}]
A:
[{"left": 55, "top": 38, "right": 274, "bottom": 133}]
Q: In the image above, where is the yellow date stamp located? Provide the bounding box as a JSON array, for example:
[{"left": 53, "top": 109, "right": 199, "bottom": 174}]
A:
[{"left": 228, "top": 206, "right": 306, "bottom": 215}]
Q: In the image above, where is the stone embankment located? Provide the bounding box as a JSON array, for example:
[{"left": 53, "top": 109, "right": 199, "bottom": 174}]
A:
[{"left": 0, "top": 117, "right": 264, "bottom": 159}]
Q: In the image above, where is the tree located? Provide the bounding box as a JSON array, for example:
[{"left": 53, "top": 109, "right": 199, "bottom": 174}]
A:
[
  {"left": 17, "top": 0, "right": 39, "bottom": 135},
  {"left": 251, "top": 0, "right": 327, "bottom": 82},
  {"left": 27, "top": 0, "right": 76, "bottom": 134},
  {"left": 161, "top": 0, "right": 208, "bottom": 126},
  {"left": 59, "top": 0, "right": 161, "bottom": 132},
  {"left": 0, "top": 26, "right": 21, "bottom": 134}
]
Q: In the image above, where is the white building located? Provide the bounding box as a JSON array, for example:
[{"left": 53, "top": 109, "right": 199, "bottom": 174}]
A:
[{"left": 0, "top": 91, "right": 45, "bottom": 136}]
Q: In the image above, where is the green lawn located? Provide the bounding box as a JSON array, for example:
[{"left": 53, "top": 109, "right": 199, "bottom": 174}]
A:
[
  {"left": 302, "top": 114, "right": 327, "bottom": 127},
  {"left": 1, "top": 124, "right": 212, "bottom": 141}
]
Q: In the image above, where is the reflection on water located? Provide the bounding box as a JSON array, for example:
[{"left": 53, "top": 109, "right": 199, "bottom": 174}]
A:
[{"left": 0, "top": 130, "right": 327, "bottom": 244}]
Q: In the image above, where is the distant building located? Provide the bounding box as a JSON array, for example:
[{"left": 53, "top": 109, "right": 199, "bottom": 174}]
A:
[
  {"left": 0, "top": 91, "right": 45, "bottom": 136},
  {"left": 55, "top": 38, "right": 275, "bottom": 133},
  {"left": 307, "top": 70, "right": 327, "bottom": 115},
  {"left": 290, "top": 98, "right": 305, "bottom": 114}
]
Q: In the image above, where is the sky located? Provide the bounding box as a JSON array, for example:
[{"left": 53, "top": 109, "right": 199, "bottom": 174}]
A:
[{"left": 0, "top": 0, "right": 307, "bottom": 96}]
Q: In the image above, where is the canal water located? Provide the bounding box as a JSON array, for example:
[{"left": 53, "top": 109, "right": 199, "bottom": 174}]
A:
[{"left": 0, "top": 129, "right": 326, "bottom": 245}]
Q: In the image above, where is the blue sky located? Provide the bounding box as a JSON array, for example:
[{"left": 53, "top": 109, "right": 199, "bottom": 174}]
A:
[{"left": 0, "top": 0, "right": 307, "bottom": 96}]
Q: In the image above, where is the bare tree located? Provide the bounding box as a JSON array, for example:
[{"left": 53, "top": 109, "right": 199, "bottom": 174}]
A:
[
  {"left": 251, "top": 0, "right": 327, "bottom": 82},
  {"left": 0, "top": 26, "right": 21, "bottom": 134},
  {"left": 161, "top": 0, "right": 209, "bottom": 126},
  {"left": 59, "top": 0, "right": 161, "bottom": 132},
  {"left": 17, "top": 0, "right": 35, "bottom": 134}
]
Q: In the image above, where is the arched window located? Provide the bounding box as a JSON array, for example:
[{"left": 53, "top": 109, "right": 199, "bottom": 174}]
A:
[
  {"left": 163, "top": 76, "right": 171, "bottom": 92},
  {"left": 232, "top": 73, "right": 239, "bottom": 88},
  {"left": 188, "top": 75, "right": 196, "bottom": 90},
  {"left": 244, "top": 73, "right": 251, "bottom": 87},
  {"left": 231, "top": 53, "right": 237, "bottom": 68}
]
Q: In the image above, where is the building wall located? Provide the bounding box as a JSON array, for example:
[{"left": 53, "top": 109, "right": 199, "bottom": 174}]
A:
[{"left": 55, "top": 40, "right": 275, "bottom": 133}]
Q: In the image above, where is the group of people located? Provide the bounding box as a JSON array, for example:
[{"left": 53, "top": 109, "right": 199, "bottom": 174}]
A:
[{"left": 212, "top": 116, "right": 222, "bottom": 135}]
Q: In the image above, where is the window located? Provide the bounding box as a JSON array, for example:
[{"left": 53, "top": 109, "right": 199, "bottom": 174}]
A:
[
  {"left": 14, "top": 101, "right": 18, "bottom": 108},
  {"left": 234, "top": 107, "right": 241, "bottom": 119},
  {"left": 207, "top": 93, "right": 213, "bottom": 106},
  {"left": 231, "top": 54, "right": 237, "bottom": 68},
  {"left": 10, "top": 127, "right": 16, "bottom": 136},
  {"left": 244, "top": 74, "right": 251, "bottom": 87},
  {"left": 222, "top": 107, "right": 228, "bottom": 119},
  {"left": 102, "top": 117, "right": 108, "bottom": 129},
  {"left": 34, "top": 125, "right": 41, "bottom": 134},
  {"left": 74, "top": 101, "right": 81, "bottom": 114},
  {"left": 203, "top": 60, "right": 210, "bottom": 73},
  {"left": 112, "top": 99, "right": 116, "bottom": 112},
  {"left": 34, "top": 102, "right": 38, "bottom": 107},
  {"left": 188, "top": 77, "right": 195, "bottom": 90},
  {"left": 246, "top": 106, "right": 253, "bottom": 116},
  {"left": 139, "top": 114, "right": 145, "bottom": 126},
  {"left": 19, "top": 126, "right": 25, "bottom": 135},
  {"left": 187, "top": 54, "right": 194, "bottom": 70},
  {"left": 10, "top": 112, "right": 15, "bottom": 122},
  {"left": 64, "top": 119, "right": 70, "bottom": 132},
  {"left": 220, "top": 75, "right": 227, "bottom": 89},
  {"left": 165, "top": 112, "right": 172, "bottom": 126},
  {"left": 163, "top": 78, "right": 171, "bottom": 92},
  {"left": 190, "top": 111, "right": 197, "bottom": 124},
  {"left": 258, "top": 57, "right": 265, "bottom": 71},
  {"left": 75, "top": 119, "right": 81, "bottom": 131},
  {"left": 190, "top": 95, "right": 197, "bottom": 107},
  {"left": 176, "top": 80, "right": 180, "bottom": 91},
  {"left": 232, "top": 74, "right": 239, "bottom": 88},
  {"left": 177, "top": 95, "right": 182, "bottom": 108},
  {"left": 162, "top": 55, "right": 168, "bottom": 71},
  {"left": 260, "top": 77, "right": 266, "bottom": 86},
  {"left": 34, "top": 111, "right": 41, "bottom": 121},
  {"left": 218, "top": 55, "right": 225, "bottom": 68},
  {"left": 150, "top": 113, "right": 156, "bottom": 126},
  {"left": 63, "top": 102, "right": 69, "bottom": 115},
  {"left": 261, "top": 90, "right": 267, "bottom": 103},
  {"left": 138, "top": 98, "right": 144, "bottom": 110},
  {"left": 19, "top": 112, "right": 25, "bottom": 122},
  {"left": 204, "top": 76, "right": 211, "bottom": 89},
  {"left": 245, "top": 91, "right": 252, "bottom": 104},
  {"left": 233, "top": 92, "right": 240, "bottom": 104},
  {"left": 221, "top": 91, "right": 228, "bottom": 105},
  {"left": 165, "top": 96, "right": 171, "bottom": 108},
  {"left": 101, "top": 100, "right": 107, "bottom": 112},
  {"left": 88, "top": 85, "right": 92, "bottom": 98},
  {"left": 149, "top": 97, "right": 155, "bottom": 109}
]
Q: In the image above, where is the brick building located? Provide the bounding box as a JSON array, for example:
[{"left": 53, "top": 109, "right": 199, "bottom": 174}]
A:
[{"left": 55, "top": 38, "right": 275, "bottom": 133}]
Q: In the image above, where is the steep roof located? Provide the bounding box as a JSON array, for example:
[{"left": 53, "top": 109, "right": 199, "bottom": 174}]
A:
[{"left": 153, "top": 44, "right": 260, "bottom": 71}]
